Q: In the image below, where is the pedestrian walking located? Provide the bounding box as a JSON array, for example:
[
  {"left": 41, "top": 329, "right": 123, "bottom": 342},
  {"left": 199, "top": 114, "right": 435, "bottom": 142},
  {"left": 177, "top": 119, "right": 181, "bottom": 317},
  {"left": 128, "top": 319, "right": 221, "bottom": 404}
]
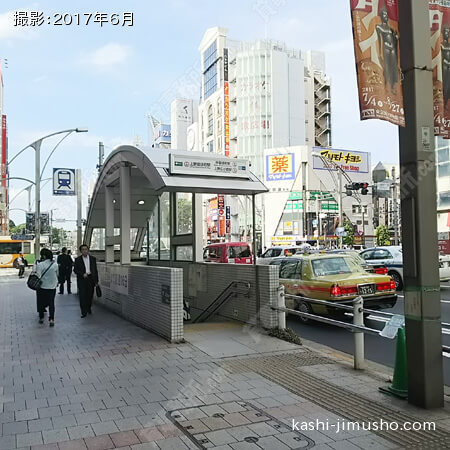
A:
[
  {"left": 57, "top": 247, "right": 73, "bottom": 294},
  {"left": 74, "top": 244, "right": 99, "bottom": 318},
  {"left": 35, "top": 248, "right": 58, "bottom": 327},
  {"left": 16, "top": 253, "right": 27, "bottom": 278}
]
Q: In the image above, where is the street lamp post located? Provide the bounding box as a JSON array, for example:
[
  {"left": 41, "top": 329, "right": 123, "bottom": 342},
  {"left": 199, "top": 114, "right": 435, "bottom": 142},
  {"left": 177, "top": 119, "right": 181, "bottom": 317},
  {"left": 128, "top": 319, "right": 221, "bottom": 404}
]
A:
[{"left": 7, "top": 128, "right": 88, "bottom": 258}]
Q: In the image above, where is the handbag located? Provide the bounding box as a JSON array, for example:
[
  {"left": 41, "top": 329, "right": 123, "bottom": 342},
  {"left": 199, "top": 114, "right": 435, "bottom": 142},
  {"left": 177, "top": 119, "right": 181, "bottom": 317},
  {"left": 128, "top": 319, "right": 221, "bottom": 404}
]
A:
[
  {"left": 27, "top": 261, "right": 54, "bottom": 291},
  {"left": 95, "top": 284, "right": 102, "bottom": 297}
]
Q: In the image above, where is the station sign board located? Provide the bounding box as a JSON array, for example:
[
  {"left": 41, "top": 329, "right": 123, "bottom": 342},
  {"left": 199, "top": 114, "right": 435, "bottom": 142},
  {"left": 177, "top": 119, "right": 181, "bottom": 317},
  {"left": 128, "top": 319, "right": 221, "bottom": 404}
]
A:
[
  {"left": 169, "top": 153, "right": 250, "bottom": 178},
  {"left": 53, "top": 168, "right": 76, "bottom": 195}
]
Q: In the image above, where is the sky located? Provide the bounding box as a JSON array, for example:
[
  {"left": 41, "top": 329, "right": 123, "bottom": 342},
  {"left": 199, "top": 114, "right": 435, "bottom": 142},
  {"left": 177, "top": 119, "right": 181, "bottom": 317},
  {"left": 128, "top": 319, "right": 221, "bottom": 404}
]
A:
[{"left": 1, "top": 0, "right": 399, "bottom": 230}]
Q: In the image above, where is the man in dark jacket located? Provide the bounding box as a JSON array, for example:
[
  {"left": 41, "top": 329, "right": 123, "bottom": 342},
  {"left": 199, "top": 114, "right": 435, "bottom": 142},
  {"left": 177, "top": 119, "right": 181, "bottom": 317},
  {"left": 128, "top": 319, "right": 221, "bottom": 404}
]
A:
[
  {"left": 73, "top": 244, "right": 99, "bottom": 318},
  {"left": 57, "top": 247, "right": 73, "bottom": 294}
]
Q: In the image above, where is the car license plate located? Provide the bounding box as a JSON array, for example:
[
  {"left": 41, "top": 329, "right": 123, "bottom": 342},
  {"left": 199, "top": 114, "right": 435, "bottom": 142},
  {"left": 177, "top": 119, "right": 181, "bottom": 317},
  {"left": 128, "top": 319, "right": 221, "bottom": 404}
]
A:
[{"left": 358, "top": 284, "right": 375, "bottom": 295}]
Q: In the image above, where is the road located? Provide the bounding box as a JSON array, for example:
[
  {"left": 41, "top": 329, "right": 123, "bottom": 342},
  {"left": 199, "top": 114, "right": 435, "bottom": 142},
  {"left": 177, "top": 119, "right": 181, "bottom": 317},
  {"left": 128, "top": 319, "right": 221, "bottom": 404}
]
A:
[{"left": 287, "top": 284, "right": 450, "bottom": 385}]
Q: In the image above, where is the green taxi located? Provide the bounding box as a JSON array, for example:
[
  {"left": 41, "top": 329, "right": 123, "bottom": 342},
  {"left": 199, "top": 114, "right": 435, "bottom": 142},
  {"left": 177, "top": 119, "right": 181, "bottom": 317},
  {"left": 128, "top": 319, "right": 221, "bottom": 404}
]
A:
[{"left": 271, "top": 253, "right": 397, "bottom": 321}]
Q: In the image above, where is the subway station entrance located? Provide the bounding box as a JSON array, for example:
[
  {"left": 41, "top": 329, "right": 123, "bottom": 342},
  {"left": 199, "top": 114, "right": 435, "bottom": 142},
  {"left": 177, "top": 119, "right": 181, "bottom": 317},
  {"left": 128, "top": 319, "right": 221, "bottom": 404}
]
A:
[{"left": 85, "top": 145, "right": 281, "bottom": 342}]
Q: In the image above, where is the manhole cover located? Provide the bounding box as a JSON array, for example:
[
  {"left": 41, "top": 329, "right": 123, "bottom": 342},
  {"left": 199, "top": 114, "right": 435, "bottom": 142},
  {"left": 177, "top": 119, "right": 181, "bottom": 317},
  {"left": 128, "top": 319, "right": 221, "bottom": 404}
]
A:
[{"left": 167, "top": 401, "right": 315, "bottom": 449}]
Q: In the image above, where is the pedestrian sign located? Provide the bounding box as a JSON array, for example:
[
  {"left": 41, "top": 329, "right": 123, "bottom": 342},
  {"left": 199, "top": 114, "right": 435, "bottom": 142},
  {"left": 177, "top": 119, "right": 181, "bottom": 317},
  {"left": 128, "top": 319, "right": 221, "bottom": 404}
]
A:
[{"left": 53, "top": 168, "right": 76, "bottom": 195}]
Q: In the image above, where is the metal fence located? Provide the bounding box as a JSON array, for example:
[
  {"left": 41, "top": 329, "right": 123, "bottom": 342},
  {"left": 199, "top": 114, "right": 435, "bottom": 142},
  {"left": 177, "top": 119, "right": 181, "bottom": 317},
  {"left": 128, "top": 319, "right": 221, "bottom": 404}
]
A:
[{"left": 272, "top": 286, "right": 447, "bottom": 370}]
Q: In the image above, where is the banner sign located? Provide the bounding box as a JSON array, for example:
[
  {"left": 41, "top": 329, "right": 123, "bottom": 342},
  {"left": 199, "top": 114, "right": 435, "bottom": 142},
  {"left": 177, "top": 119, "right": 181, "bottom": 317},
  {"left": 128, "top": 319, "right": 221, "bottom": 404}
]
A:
[
  {"left": 209, "top": 197, "right": 218, "bottom": 210},
  {"left": 218, "top": 194, "right": 225, "bottom": 209},
  {"left": 430, "top": 1, "right": 450, "bottom": 138},
  {"left": 266, "top": 153, "right": 295, "bottom": 181},
  {"left": 350, "top": 0, "right": 405, "bottom": 126},
  {"left": 313, "top": 147, "right": 370, "bottom": 173},
  {"left": 224, "top": 81, "right": 230, "bottom": 157},
  {"left": 218, "top": 215, "right": 226, "bottom": 237}
]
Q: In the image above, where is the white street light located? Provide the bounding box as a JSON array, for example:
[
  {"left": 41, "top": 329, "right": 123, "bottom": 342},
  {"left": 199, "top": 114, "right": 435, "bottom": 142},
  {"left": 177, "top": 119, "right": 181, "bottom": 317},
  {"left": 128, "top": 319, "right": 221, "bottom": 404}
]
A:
[{"left": 7, "top": 127, "right": 88, "bottom": 257}]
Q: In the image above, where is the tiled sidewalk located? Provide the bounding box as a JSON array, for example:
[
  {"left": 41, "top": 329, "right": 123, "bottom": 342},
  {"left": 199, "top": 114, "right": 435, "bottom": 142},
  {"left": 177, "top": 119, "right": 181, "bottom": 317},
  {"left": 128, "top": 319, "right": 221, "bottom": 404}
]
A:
[{"left": 1, "top": 276, "right": 449, "bottom": 449}]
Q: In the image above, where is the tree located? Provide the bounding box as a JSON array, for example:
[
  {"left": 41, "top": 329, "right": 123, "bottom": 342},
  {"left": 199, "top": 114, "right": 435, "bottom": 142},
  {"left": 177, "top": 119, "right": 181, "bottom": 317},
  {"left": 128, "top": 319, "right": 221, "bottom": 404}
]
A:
[
  {"left": 376, "top": 225, "right": 390, "bottom": 246},
  {"left": 51, "top": 227, "right": 68, "bottom": 246},
  {"left": 343, "top": 220, "right": 355, "bottom": 246},
  {"left": 9, "top": 219, "right": 15, "bottom": 228},
  {"left": 176, "top": 198, "right": 193, "bottom": 234},
  {"left": 10, "top": 223, "right": 26, "bottom": 234}
]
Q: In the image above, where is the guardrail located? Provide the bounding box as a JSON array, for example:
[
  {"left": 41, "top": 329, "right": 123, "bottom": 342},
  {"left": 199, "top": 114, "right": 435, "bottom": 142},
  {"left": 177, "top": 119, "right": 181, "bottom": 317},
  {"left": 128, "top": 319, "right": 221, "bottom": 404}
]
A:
[{"left": 272, "top": 286, "right": 448, "bottom": 370}]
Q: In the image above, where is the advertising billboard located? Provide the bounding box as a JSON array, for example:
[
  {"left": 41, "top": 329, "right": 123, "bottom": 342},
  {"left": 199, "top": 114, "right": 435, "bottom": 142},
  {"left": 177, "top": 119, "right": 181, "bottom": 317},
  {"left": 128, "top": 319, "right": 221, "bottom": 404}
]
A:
[
  {"left": 313, "top": 147, "right": 369, "bottom": 173},
  {"left": 154, "top": 123, "right": 171, "bottom": 145},
  {"left": 430, "top": 1, "right": 450, "bottom": 138},
  {"left": 350, "top": 0, "right": 404, "bottom": 126},
  {"left": 266, "top": 153, "right": 295, "bottom": 181}
]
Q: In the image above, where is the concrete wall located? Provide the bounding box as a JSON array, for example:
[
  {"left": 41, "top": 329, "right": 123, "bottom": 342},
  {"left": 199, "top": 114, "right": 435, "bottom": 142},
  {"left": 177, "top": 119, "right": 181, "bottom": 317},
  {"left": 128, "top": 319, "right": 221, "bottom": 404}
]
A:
[
  {"left": 147, "top": 261, "right": 280, "bottom": 328},
  {"left": 97, "top": 263, "right": 184, "bottom": 343}
]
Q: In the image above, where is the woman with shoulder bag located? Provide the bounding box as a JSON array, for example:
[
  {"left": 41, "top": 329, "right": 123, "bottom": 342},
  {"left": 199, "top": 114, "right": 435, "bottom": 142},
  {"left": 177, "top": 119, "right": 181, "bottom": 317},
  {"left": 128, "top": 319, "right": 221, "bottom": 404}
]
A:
[{"left": 35, "top": 248, "right": 59, "bottom": 326}]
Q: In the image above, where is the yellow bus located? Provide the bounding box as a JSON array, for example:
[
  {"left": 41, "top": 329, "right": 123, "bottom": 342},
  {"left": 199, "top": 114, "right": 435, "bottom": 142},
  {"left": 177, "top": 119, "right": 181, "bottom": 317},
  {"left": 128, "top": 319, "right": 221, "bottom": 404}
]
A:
[{"left": 0, "top": 236, "right": 35, "bottom": 268}]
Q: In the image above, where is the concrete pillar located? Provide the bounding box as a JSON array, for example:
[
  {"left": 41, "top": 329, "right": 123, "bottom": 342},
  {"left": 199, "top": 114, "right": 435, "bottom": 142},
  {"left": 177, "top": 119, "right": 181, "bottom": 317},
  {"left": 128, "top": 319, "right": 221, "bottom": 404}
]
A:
[
  {"left": 194, "top": 193, "right": 203, "bottom": 262},
  {"left": 398, "top": 0, "right": 444, "bottom": 408},
  {"left": 120, "top": 165, "right": 131, "bottom": 265},
  {"left": 105, "top": 186, "right": 114, "bottom": 263}
]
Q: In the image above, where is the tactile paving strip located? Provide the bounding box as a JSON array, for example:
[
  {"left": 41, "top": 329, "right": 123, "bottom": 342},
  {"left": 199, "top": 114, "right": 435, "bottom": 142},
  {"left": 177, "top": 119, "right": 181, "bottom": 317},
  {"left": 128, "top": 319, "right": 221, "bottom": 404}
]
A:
[
  {"left": 223, "top": 352, "right": 450, "bottom": 449},
  {"left": 168, "top": 401, "right": 315, "bottom": 449}
]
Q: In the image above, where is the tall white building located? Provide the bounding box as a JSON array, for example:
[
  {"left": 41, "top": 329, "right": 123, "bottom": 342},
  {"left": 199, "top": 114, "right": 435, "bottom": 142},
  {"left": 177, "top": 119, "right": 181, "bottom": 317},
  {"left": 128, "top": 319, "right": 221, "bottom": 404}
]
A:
[{"left": 191, "top": 27, "right": 331, "bottom": 182}]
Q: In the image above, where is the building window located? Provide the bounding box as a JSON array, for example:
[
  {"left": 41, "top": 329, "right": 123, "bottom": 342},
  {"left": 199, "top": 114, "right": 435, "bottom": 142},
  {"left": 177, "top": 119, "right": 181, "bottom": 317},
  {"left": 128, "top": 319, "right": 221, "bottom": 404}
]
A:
[
  {"left": 208, "top": 105, "right": 213, "bottom": 136},
  {"left": 203, "top": 41, "right": 218, "bottom": 99},
  {"left": 438, "top": 148, "right": 449, "bottom": 163},
  {"left": 203, "top": 41, "right": 217, "bottom": 69},
  {"left": 217, "top": 98, "right": 222, "bottom": 117},
  {"left": 207, "top": 141, "right": 214, "bottom": 152},
  {"left": 439, "top": 162, "right": 450, "bottom": 178}
]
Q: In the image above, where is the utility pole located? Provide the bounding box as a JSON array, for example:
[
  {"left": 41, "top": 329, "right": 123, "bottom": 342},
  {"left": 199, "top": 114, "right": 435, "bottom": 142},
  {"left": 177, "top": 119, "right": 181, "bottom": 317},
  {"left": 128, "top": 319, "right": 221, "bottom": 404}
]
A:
[
  {"left": 362, "top": 207, "right": 365, "bottom": 248},
  {"left": 76, "top": 169, "right": 82, "bottom": 252},
  {"left": 315, "top": 195, "right": 320, "bottom": 247},
  {"left": 25, "top": 185, "right": 32, "bottom": 212},
  {"left": 392, "top": 167, "right": 399, "bottom": 245},
  {"left": 302, "top": 162, "right": 307, "bottom": 239},
  {"left": 398, "top": 0, "right": 443, "bottom": 408},
  {"left": 33, "top": 141, "right": 41, "bottom": 258},
  {"left": 338, "top": 170, "right": 343, "bottom": 248},
  {"left": 50, "top": 209, "right": 53, "bottom": 250},
  {"left": 97, "top": 142, "right": 104, "bottom": 173}
]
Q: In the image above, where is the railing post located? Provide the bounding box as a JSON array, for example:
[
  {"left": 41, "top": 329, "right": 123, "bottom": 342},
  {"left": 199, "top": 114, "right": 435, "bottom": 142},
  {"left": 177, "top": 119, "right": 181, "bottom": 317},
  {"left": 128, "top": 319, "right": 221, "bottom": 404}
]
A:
[
  {"left": 353, "top": 296, "right": 365, "bottom": 370},
  {"left": 278, "top": 285, "right": 286, "bottom": 330}
]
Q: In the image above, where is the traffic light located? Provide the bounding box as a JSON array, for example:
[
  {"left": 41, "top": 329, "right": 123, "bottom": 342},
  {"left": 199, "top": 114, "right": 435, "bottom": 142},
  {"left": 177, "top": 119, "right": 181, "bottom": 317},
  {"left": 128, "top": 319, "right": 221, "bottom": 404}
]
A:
[{"left": 345, "top": 182, "right": 369, "bottom": 195}]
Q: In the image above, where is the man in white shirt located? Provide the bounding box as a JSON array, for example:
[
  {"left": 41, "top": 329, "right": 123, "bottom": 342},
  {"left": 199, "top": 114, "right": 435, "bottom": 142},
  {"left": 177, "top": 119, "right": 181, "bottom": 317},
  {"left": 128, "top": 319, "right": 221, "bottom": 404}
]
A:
[{"left": 73, "top": 244, "right": 99, "bottom": 318}]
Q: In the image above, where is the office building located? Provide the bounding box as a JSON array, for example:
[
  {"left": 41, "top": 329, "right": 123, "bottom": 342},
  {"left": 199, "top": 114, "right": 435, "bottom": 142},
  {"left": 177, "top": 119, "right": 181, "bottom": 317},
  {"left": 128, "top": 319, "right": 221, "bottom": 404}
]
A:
[{"left": 192, "top": 27, "right": 331, "bottom": 181}]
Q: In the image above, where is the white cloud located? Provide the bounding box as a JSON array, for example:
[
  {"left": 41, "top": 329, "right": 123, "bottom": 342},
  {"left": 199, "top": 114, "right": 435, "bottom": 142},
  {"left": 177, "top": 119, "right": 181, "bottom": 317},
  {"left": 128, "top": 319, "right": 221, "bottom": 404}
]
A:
[
  {"left": 80, "top": 43, "right": 133, "bottom": 69},
  {"left": 0, "top": 7, "right": 39, "bottom": 41}
]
